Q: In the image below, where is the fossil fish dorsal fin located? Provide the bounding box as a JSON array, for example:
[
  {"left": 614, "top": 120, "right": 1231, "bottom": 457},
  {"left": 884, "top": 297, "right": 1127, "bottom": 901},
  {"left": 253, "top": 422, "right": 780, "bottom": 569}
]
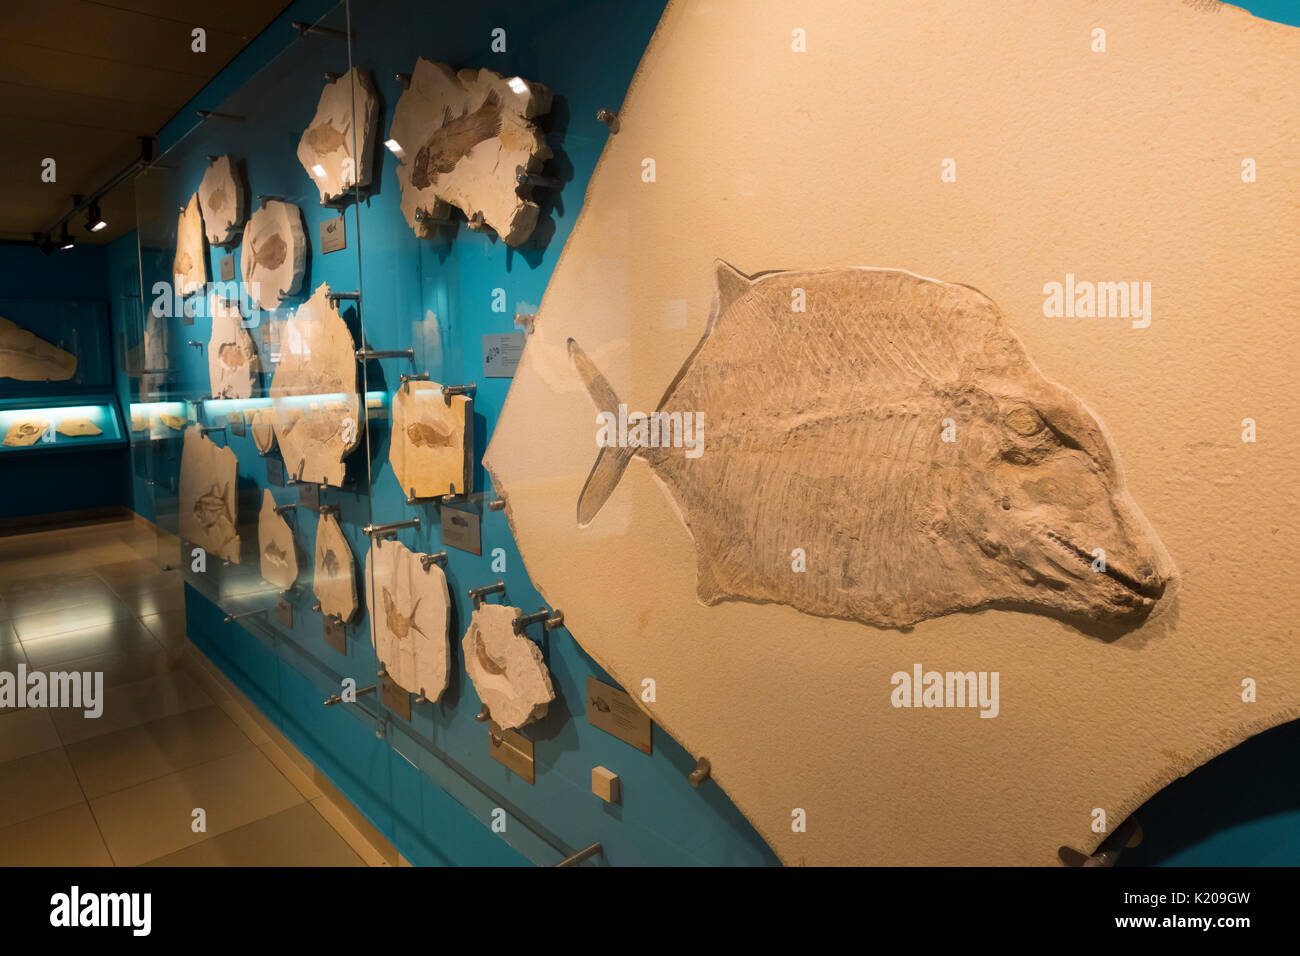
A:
[{"left": 568, "top": 338, "right": 636, "bottom": 528}]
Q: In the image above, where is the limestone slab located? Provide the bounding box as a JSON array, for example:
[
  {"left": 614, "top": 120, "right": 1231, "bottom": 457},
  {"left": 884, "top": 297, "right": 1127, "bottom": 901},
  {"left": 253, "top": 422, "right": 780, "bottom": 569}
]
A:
[
  {"left": 389, "top": 381, "right": 472, "bottom": 499},
  {"left": 313, "top": 511, "right": 357, "bottom": 623},
  {"left": 297, "top": 67, "right": 379, "bottom": 204},
  {"left": 269, "top": 283, "right": 360, "bottom": 487},
  {"left": 178, "top": 427, "right": 240, "bottom": 563},
  {"left": 197, "top": 155, "right": 247, "bottom": 247},
  {"left": 0, "top": 316, "right": 77, "bottom": 382},
  {"left": 3, "top": 419, "right": 49, "bottom": 447},
  {"left": 246, "top": 407, "right": 277, "bottom": 455},
  {"left": 240, "top": 200, "right": 306, "bottom": 313},
  {"left": 207, "top": 293, "right": 259, "bottom": 400},
  {"left": 173, "top": 193, "right": 207, "bottom": 297},
  {"left": 388, "top": 59, "right": 553, "bottom": 246},
  {"left": 364, "top": 539, "right": 449, "bottom": 701},
  {"left": 461, "top": 603, "right": 554, "bottom": 731},
  {"left": 482, "top": 0, "right": 1300, "bottom": 865},
  {"left": 258, "top": 490, "right": 298, "bottom": 591},
  {"left": 56, "top": 418, "right": 101, "bottom": 437}
]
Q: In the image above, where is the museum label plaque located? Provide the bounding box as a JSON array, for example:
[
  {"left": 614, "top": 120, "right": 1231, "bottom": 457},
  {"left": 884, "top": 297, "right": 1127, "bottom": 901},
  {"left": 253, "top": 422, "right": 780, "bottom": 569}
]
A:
[
  {"left": 266, "top": 457, "right": 285, "bottom": 487},
  {"left": 585, "top": 676, "right": 652, "bottom": 754},
  {"left": 483, "top": 332, "right": 525, "bottom": 378},
  {"left": 275, "top": 596, "right": 294, "bottom": 629},
  {"left": 381, "top": 673, "right": 411, "bottom": 722},
  {"left": 320, "top": 215, "right": 346, "bottom": 253},
  {"left": 487, "top": 721, "right": 535, "bottom": 784},
  {"left": 440, "top": 506, "right": 481, "bottom": 555},
  {"left": 324, "top": 616, "right": 347, "bottom": 655}
]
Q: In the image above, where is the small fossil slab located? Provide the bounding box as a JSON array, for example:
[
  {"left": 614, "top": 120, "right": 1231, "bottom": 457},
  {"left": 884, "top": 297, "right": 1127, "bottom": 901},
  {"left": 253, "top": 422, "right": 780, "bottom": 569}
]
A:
[
  {"left": 269, "top": 283, "right": 360, "bottom": 486},
  {"left": 462, "top": 603, "right": 555, "bottom": 730},
  {"left": 240, "top": 199, "right": 307, "bottom": 312},
  {"left": 3, "top": 418, "right": 49, "bottom": 447},
  {"left": 245, "top": 407, "right": 277, "bottom": 455},
  {"left": 56, "top": 417, "right": 102, "bottom": 437},
  {"left": 207, "top": 293, "right": 259, "bottom": 399},
  {"left": 173, "top": 193, "right": 207, "bottom": 297},
  {"left": 390, "top": 380, "right": 473, "bottom": 499},
  {"left": 365, "top": 538, "right": 450, "bottom": 701},
  {"left": 297, "top": 67, "right": 380, "bottom": 204},
  {"left": 0, "top": 316, "right": 77, "bottom": 382},
  {"left": 314, "top": 510, "right": 357, "bottom": 623},
  {"left": 389, "top": 59, "right": 553, "bottom": 246},
  {"left": 197, "top": 155, "right": 247, "bottom": 246},
  {"left": 179, "top": 426, "right": 241, "bottom": 563},
  {"left": 258, "top": 489, "right": 298, "bottom": 590}
]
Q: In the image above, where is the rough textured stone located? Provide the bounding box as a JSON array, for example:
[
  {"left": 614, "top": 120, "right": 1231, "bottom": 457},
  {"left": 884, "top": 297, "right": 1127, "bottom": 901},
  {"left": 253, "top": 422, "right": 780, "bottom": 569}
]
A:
[
  {"left": 389, "top": 59, "right": 552, "bottom": 246},
  {"left": 3, "top": 419, "right": 48, "bottom": 447},
  {"left": 461, "top": 603, "right": 554, "bottom": 730},
  {"left": 389, "top": 380, "right": 472, "bottom": 498},
  {"left": 240, "top": 199, "right": 306, "bottom": 313},
  {"left": 297, "top": 67, "right": 380, "bottom": 204},
  {"left": 365, "top": 539, "right": 449, "bottom": 700},
  {"left": 56, "top": 417, "right": 101, "bottom": 437}
]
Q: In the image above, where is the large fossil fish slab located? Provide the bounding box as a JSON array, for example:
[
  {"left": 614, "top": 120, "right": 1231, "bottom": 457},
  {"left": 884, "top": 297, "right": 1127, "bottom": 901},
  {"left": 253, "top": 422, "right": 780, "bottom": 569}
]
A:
[
  {"left": 314, "top": 510, "right": 357, "bottom": 623},
  {"left": 0, "top": 316, "right": 77, "bottom": 382},
  {"left": 364, "top": 538, "right": 449, "bottom": 701},
  {"left": 483, "top": 0, "right": 1300, "bottom": 867},
  {"left": 197, "top": 154, "right": 247, "bottom": 247},
  {"left": 388, "top": 59, "right": 553, "bottom": 246},
  {"left": 207, "top": 293, "right": 259, "bottom": 399},
  {"left": 240, "top": 199, "right": 306, "bottom": 313},
  {"left": 571, "top": 263, "right": 1173, "bottom": 630},
  {"left": 461, "top": 602, "right": 554, "bottom": 731},
  {"left": 172, "top": 193, "right": 207, "bottom": 297}
]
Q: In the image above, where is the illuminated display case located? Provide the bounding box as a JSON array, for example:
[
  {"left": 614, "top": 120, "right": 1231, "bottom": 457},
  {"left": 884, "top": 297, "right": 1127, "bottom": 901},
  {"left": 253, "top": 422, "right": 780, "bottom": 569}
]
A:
[{"left": 0, "top": 393, "right": 125, "bottom": 455}]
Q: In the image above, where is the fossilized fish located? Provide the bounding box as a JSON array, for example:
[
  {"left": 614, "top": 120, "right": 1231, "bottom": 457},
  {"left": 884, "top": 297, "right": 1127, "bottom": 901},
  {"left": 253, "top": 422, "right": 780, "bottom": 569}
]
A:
[
  {"left": 410, "top": 91, "right": 503, "bottom": 189},
  {"left": 570, "top": 262, "right": 1174, "bottom": 629},
  {"left": 382, "top": 587, "right": 426, "bottom": 640},
  {"left": 304, "top": 119, "right": 353, "bottom": 156},
  {"left": 406, "top": 420, "right": 453, "bottom": 448},
  {"left": 263, "top": 542, "right": 289, "bottom": 567},
  {"left": 320, "top": 548, "right": 339, "bottom": 578},
  {"left": 250, "top": 233, "right": 287, "bottom": 274},
  {"left": 194, "top": 482, "right": 234, "bottom": 529}
]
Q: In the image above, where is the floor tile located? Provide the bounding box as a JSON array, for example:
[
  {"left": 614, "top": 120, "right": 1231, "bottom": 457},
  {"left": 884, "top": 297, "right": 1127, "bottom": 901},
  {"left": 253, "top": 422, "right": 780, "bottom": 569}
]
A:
[
  {"left": 55, "top": 643, "right": 174, "bottom": 690},
  {"left": 0, "top": 802, "right": 113, "bottom": 866},
  {"left": 310, "top": 794, "right": 397, "bottom": 867},
  {"left": 3, "top": 578, "right": 122, "bottom": 619},
  {"left": 11, "top": 599, "right": 135, "bottom": 643},
  {"left": 0, "top": 709, "right": 62, "bottom": 763},
  {"left": 0, "top": 747, "right": 85, "bottom": 828},
  {"left": 258, "top": 739, "right": 321, "bottom": 800},
  {"left": 90, "top": 747, "right": 306, "bottom": 866},
  {"left": 20, "top": 617, "right": 159, "bottom": 668},
  {"left": 142, "top": 803, "right": 364, "bottom": 866},
  {"left": 65, "top": 704, "right": 256, "bottom": 799},
  {"left": 51, "top": 669, "right": 211, "bottom": 745}
]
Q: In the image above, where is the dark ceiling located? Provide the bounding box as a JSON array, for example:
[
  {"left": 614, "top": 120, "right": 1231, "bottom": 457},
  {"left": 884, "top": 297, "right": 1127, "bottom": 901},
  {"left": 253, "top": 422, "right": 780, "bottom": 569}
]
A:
[{"left": 0, "top": 0, "right": 292, "bottom": 245}]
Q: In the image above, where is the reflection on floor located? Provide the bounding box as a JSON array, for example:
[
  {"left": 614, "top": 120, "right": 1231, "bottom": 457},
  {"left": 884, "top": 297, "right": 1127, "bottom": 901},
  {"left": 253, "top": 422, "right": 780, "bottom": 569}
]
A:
[{"left": 0, "top": 513, "right": 385, "bottom": 866}]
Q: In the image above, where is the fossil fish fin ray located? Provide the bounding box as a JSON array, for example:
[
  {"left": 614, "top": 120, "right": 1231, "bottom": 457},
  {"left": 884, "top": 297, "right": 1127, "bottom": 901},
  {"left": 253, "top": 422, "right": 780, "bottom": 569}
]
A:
[{"left": 568, "top": 337, "right": 636, "bottom": 527}]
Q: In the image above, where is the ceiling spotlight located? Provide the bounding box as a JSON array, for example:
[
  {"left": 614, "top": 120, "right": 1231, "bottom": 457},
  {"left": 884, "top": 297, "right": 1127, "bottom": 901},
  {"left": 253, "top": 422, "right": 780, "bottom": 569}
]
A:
[
  {"left": 86, "top": 201, "right": 107, "bottom": 233},
  {"left": 59, "top": 224, "right": 75, "bottom": 250}
]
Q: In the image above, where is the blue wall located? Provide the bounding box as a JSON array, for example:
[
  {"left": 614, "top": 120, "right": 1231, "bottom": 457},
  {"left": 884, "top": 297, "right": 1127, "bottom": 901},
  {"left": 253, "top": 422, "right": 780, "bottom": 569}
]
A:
[
  {"left": 139, "top": 0, "right": 776, "bottom": 866},
  {"left": 0, "top": 243, "right": 129, "bottom": 520}
]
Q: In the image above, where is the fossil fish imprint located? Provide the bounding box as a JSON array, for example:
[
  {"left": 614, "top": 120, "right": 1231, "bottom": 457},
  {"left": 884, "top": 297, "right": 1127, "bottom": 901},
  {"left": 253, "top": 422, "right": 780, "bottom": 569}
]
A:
[
  {"left": 263, "top": 541, "right": 289, "bottom": 567},
  {"left": 194, "top": 482, "right": 234, "bottom": 530},
  {"left": 320, "top": 548, "right": 340, "bottom": 578},
  {"left": 570, "top": 261, "right": 1174, "bottom": 630},
  {"left": 304, "top": 119, "right": 353, "bottom": 156},
  {"left": 382, "top": 588, "right": 427, "bottom": 640},
  {"left": 410, "top": 91, "right": 503, "bottom": 189},
  {"left": 218, "top": 341, "right": 248, "bottom": 369},
  {"left": 249, "top": 233, "right": 287, "bottom": 275},
  {"left": 406, "top": 420, "right": 453, "bottom": 448}
]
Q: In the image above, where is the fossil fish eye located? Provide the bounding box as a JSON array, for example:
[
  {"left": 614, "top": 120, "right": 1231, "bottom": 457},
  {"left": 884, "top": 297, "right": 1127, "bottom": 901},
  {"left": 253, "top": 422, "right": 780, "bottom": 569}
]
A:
[{"left": 1004, "top": 405, "right": 1045, "bottom": 437}]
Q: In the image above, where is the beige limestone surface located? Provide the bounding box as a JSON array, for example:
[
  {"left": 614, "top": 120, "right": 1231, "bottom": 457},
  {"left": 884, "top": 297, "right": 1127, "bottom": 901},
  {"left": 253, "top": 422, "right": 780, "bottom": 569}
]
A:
[
  {"left": 390, "top": 381, "right": 473, "bottom": 499},
  {"left": 314, "top": 511, "right": 357, "bottom": 623},
  {"left": 240, "top": 199, "right": 307, "bottom": 313},
  {"left": 179, "top": 427, "right": 241, "bottom": 563},
  {"left": 197, "top": 155, "right": 247, "bottom": 247},
  {"left": 258, "top": 489, "right": 299, "bottom": 591},
  {"left": 0, "top": 316, "right": 76, "bottom": 382},
  {"left": 172, "top": 193, "right": 207, "bottom": 297},
  {"left": 484, "top": 0, "right": 1300, "bottom": 865},
  {"left": 298, "top": 67, "right": 380, "bottom": 204},
  {"left": 365, "top": 539, "right": 450, "bottom": 701}
]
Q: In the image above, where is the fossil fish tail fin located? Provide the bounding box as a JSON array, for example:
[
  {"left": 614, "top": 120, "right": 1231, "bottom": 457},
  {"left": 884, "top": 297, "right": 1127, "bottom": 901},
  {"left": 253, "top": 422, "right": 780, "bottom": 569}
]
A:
[{"left": 568, "top": 337, "right": 635, "bottom": 527}]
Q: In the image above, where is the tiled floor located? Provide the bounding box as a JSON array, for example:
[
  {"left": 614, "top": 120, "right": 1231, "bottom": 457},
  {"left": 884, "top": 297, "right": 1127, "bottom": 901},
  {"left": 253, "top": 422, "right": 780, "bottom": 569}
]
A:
[{"left": 0, "top": 513, "right": 378, "bottom": 866}]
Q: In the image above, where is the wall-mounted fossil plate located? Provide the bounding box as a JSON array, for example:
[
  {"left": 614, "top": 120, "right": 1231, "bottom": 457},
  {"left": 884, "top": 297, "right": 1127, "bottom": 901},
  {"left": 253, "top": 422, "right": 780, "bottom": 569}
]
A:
[
  {"left": 173, "top": 193, "right": 207, "bottom": 297},
  {"left": 0, "top": 316, "right": 76, "bottom": 382},
  {"left": 388, "top": 59, "right": 552, "bottom": 246},
  {"left": 462, "top": 603, "right": 555, "bottom": 731},
  {"left": 365, "top": 538, "right": 450, "bottom": 702},
  {"left": 197, "top": 154, "right": 247, "bottom": 247},
  {"left": 178, "top": 426, "right": 240, "bottom": 563},
  {"left": 240, "top": 199, "right": 307, "bottom": 313},
  {"left": 258, "top": 489, "right": 298, "bottom": 591},
  {"left": 207, "top": 293, "right": 259, "bottom": 399},
  {"left": 297, "top": 67, "right": 380, "bottom": 204},
  {"left": 269, "top": 283, "right": 360, "bottom": 486},
  {"left": 390, "top": 380, "right": 472, "bottom": 499},
  {"left": 314, "top": 510, "right": 357, "bottom": 623}
]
